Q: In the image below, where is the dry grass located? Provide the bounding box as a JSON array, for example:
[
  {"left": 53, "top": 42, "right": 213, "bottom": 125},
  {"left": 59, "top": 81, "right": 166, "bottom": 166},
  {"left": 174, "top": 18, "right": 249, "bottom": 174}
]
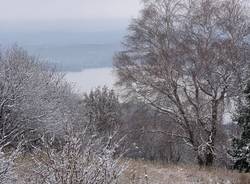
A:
[
  {"left": 120, "top": 159, "right": 250, "bottom": 184},
  {"left": 13, "top": 155, "right": 250, "bottom": 184}
]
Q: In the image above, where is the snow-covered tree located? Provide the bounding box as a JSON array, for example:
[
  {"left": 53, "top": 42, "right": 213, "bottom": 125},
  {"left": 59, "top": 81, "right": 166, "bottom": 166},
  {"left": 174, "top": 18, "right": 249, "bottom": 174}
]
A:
[
  {"left": 229, "top": 84, "right": 250, "bottom": 172},
  {"left": 0, "top": 46, "right": 127, "bottom": 183},
  {"left": 0, "top": 45, "right": 82, "bottom": 150}
]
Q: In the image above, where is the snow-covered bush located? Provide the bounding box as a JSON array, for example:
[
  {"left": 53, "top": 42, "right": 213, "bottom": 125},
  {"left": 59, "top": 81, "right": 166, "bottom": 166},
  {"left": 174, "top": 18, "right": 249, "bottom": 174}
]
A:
[
  {"left": 24, "top": 126, "right": 126, "bottom": 184},
  {"left": 0, "top": 143, "right": 22, "bottom": 184},
  {"left": 0, "top": 151, "right": 17, "bottom": 184}
]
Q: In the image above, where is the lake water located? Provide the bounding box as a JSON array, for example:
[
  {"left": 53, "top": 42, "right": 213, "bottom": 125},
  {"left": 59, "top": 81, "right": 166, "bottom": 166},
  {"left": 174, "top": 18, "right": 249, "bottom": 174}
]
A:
[
  {"left": 65, "top": 67, "right": 116, "bottom": 93},
  {"left": 0, "top": 31, "right": 124, "bottom": 71},
  {"left": 0, "top": 32, "right": 121, "bottom": 92},
  {"left": 25, "top": 43, "right": 120, "bottom": 71},
  {"left": 0, "top": 32, "right": 122, "bottom": 93}
]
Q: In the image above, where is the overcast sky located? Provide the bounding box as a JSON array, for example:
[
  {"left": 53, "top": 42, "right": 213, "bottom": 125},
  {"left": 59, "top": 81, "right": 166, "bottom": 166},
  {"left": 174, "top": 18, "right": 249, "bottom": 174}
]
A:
[{"left": 0, "top": 0, "right": 141, "bottom": 21}]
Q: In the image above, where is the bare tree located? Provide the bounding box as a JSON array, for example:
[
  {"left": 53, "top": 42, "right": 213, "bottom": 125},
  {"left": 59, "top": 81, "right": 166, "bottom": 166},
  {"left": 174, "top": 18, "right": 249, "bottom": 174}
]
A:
[{"left": 114, "top": 0, "right": 250, "bottom": 166}]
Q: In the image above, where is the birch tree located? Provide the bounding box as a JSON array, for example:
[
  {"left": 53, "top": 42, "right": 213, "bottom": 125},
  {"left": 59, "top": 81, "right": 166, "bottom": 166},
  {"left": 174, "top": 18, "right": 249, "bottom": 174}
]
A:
[{"left": 114, "top": 0, "right": 250, "bottom": 166}]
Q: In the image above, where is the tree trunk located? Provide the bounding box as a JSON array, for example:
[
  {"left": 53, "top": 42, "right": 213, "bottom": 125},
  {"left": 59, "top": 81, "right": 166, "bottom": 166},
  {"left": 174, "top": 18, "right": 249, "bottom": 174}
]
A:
[
  {"left": 197, "top": 155, "right": 204, "bottom": 167},
  {"left": 197, "top": 150, "right": 215, "bottom": 168},
  {"left": 205, "top": 151, "right": 214, "bottom": 167},
  {"left": 202, "top": 99, "right": 219, "bottom": 167}
]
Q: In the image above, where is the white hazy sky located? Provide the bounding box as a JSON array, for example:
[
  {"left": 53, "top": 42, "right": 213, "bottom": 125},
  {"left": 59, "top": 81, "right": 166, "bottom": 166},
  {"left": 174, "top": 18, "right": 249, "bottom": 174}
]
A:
[{"left": 0, "top": 0, "right": 141, "bottom": 21}]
